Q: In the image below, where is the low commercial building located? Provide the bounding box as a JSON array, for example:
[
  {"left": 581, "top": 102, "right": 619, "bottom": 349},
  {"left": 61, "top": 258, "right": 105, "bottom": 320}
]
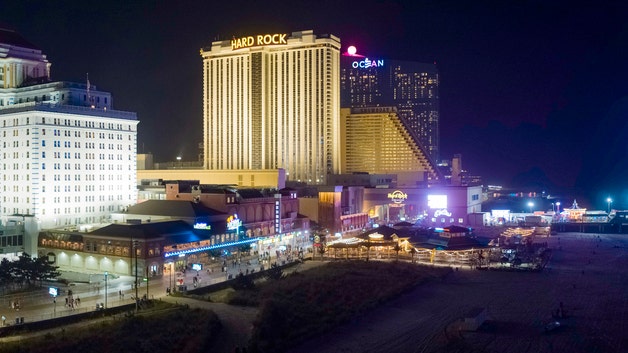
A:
[
  {"left": 38, "top": 181, "right": 313, "bottom": 278},
  {"left": 37, "top": 220, "right": 193, "bottom": 278},
  {"left": 307, "top": 182, "right": 484, "bottom": 235}
]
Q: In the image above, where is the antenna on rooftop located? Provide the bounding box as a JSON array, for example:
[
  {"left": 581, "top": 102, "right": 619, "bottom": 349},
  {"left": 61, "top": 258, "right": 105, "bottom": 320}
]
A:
[
  {"left": 86, "top": 73, "right": 96, "bottom": 108},
  {"left": 86, "top": 73, "right": 92, "bottom": 108}
]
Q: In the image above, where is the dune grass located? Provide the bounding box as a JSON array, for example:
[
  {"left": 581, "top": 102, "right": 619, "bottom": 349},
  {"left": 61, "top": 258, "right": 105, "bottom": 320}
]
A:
[
  {"left": 0, "top": 305, "right": 221, "bottom": 353},
  {"left": 247, "top": 261, "right": 451, "bottom": 352}
]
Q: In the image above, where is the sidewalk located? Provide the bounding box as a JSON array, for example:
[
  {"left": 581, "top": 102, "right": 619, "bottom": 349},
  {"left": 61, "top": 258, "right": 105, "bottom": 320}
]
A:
[{"left": 0, "top": 252, "right": 313, "bottom": 326}]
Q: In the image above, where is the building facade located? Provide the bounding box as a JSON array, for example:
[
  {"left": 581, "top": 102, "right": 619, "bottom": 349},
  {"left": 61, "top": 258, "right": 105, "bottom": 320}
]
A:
[
  {"left": 137, "top": 168, "right": 286, "bottom": 190},
  {"left": 201, "top": 30, "right": 341, "bottom": 184},
  {"left": 340, "top": 106, "right": 441, "bottom": 186},
  {"left": 362, "top": 185, "right": 483, "bottom": 227},
  {"left": 304, "top": 182, "right": 483, "bottom": 234},
  {"left": 0, "top": 27, "right": 50, "bottom": 90},
  {"left": 0, "top": 28, "right": 139, "bottom": 257},
  {"left": 340, "top": 50, "right": 440, "bottom": 160}
]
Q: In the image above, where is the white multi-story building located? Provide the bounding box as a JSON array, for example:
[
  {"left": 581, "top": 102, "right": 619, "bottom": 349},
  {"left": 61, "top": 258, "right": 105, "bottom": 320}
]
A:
[
  {"left": 0, "top": 27, "right": 139, "bottom": 256},
  {"left": 201, "top": 30, "right": 341, "bottom": 184}
]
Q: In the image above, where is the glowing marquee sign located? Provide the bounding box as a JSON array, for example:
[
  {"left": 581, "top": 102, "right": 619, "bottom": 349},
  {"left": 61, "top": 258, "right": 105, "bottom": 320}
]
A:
[
  {"left": 231, "top": 33, "right": 288, "bottom": 50},
  {"left": 193, "top": 222, "right": 212, "bottom": 230},
  {"left": 434, "top": 209, "right": 452, "bottom": 218},
  {"left": 227, "top": 214, "right": 243, "bottom": 231},
  {"left": 352, "top": 58, "right": 384, "bottom": 69},
  {"left": 387, "top": 190, "right": 408, "bottom": 204},
  {"left": 428, "top": 195, "right": 447, "bottom": 209}
]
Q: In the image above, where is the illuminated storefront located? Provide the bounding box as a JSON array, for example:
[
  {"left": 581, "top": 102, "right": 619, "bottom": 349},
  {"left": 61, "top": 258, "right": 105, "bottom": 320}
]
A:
[{"left": 363, "top": 186, "right": 483, "bottom": 226}]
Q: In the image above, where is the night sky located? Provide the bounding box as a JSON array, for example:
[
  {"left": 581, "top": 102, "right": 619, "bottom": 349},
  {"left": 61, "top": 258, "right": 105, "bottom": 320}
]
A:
[{"left": 1, "top": 0, "right": 626, "bottom": 208}]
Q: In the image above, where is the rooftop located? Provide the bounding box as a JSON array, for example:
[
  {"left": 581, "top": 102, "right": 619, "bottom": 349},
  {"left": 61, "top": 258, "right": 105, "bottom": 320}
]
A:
[
  {"left": 0, "top": 27, "right": 39, "bottom": 50},
  {"left": 125, "top": 200, "right": 226, "bottom": 218},
  {"left": 0, "top": 102, "right": 137, "bottom": 121}
]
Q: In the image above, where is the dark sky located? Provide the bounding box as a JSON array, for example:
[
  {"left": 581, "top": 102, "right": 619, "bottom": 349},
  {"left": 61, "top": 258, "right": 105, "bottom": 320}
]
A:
[{"left": 2, "top": 0, "right": 627, "bottom": 207}]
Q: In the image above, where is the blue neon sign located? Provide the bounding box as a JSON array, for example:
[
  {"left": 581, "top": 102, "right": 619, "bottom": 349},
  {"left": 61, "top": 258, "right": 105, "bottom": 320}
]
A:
[{"left": 352, "top": 58, "right": 384, "bottom": 69}]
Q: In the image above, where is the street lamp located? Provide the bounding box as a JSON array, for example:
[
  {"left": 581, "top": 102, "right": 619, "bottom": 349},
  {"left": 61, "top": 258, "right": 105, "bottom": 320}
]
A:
[
  {"left": 104, "top": 271, "right": 108, "bottom": 309},
  {"left": 607, "top": 197, "right": 612, "bottom": 213},
  {"left": 528, "top": 202, "right": 534, "bottom": 214},
  {"left": 169, "top": 262, "right": 173, "bottom": 295},
  {"left": 49, "top": 287, "right": 59, "bottom": 317},
  {"left": 145, "top": 266, "right": 149, "bottom": 300},
  {"left": 133, "top": 240, "right": 139, "bottom": 313}
]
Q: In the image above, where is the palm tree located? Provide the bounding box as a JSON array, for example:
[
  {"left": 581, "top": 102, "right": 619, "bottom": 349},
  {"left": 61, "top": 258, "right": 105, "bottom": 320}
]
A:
[
  {"left": 393, "top": 243, "right": 402, "bottom": 262},
  {"left": 410, "top": 247, "right": 417, "bottom": 264},
  {"left": 364, "top": 239, "right": 372, "bottom": 262},
  {"left": 318, "top": 244, "right": 327, "bottom": 261}
]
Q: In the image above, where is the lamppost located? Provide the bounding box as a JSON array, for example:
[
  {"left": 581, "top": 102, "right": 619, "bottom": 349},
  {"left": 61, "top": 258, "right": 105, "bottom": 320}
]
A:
[
  {"left": 607, "top": 197, "right": 613, "bottom": 213},
  {"left": 169, "top": 262, "right": 173, "bottom": 295},
  {"left": 528, "top": 202, "right": 534, "bottom": 214},
  {"left": 49, "top": 287, "right": 58, "bottom": 318},
  {"left": 104, "top": 271, "right": 108, "bottom": 309},
  {"left": 145, "top": 266, "right": 149, "bottom": 300},
  {"left": 132, "top": 240, "right": 139, "bottom": 313}
]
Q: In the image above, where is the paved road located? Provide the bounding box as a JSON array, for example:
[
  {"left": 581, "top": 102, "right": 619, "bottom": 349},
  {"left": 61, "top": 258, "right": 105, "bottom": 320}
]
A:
[{"left": 0, "top": 256, "right": 319, "bottom": 352}]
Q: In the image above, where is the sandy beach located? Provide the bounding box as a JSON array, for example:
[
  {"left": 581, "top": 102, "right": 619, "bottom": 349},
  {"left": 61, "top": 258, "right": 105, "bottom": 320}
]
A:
[{"left": 291, "top": 232, "right": 628, "bottom": 353}]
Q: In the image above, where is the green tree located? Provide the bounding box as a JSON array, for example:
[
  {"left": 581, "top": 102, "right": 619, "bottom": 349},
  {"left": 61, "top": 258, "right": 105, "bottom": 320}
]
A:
[
  {"left": 14, "top": 253, "right": 33, "bottom": 287},
  {"left": 364, "top": 241, "right": 373, "bottom": 262},
  {"left": 0, "top": 253, "right": 60, "bottom": 288},
  {"left": 33, "top": 256, "right": 61, "bottom": 285},
  {"left": 318, "top": 245, "right": 327, "bottom": 261},
  {"left": 0, "top": 258, "right": 13, "bottom": 290}
]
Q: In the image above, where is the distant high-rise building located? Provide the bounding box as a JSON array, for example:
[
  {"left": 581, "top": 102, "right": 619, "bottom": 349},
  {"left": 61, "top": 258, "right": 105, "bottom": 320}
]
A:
[
  {"left": 340, "top": 49, "right": 440, "bottom": 160},
  {"left": 340, "top": 107, "right": 441, "bottom": 186},
  {"left": 0, "top": 28, "right": 139, "bottom": 255},
  {"left": 201, "top": 30, "right": 341, "bottom": 184}
]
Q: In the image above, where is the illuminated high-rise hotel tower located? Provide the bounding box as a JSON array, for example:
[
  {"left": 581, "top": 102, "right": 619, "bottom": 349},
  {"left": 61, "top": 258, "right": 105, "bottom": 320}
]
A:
[
  {"left": 0, "top": 28, "right": 138, "bottom": 256},
  {"left": 341, "top": 49, "right": 440, "bottom": 160},
  {"left": 201, "top": 30, "right": 341, "bottom": 184}
]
